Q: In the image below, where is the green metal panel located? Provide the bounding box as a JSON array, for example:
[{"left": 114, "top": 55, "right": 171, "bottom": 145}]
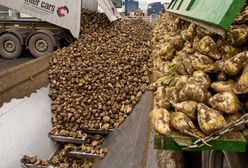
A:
[
  {"left": 154, "top": 132, "right": 247, "bottom": 152},
  {"left": 167, "top": 0, "right": 246, "bottom": 34}
]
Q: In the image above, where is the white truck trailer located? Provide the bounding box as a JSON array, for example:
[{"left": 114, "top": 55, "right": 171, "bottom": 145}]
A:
[{"left": 0, "top": 0, "right": 121, "bottom": 58}]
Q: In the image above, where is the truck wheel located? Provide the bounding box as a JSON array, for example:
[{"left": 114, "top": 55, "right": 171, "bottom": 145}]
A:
[
  {"left": 202, "top": 151, "right": 248, "bottom": 168},
  {"left": 0, "top": 33, "right": 22, "bottom": 59},
  {"left": 64, "top": 34, "right": 75, "bottom": 46},
  {"left": 28, "top": 33, "right": 55, "bottom": 58}
]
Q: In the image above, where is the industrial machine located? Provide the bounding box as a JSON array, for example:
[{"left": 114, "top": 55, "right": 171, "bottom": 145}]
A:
[
  {"left": 2, "top": 0, "right": 248, "bottom": 168},
  {"left": 0, "top": 54, "right": 155, "bottom": 168},
  {"left": 0, "top": 0, "right": 121, "bottom": 58},
  {"left": 154, "top": 0, "right": 248, "bottom": 167}
]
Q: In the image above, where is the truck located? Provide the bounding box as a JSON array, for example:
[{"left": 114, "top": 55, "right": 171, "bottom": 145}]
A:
[{"left": 0, "top": 0, "right": 122, "bottom": 59}]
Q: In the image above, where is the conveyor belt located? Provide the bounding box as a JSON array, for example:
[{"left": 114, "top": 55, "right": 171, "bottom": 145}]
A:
[{"left": 96, "top": 92, "right": 156, "bottom": 168}]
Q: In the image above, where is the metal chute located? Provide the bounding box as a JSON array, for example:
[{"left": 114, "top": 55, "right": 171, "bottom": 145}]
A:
[{"left": 167, "top": 0, "right": 246, "bottom": 35}]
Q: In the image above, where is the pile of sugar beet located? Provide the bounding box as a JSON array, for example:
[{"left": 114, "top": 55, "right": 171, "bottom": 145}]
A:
[
  {"left": 22, "top": 10, "right": 151, "bottom": 168},
  {"left": 149, "top": 6, "right": 248, "bottom": 140}
]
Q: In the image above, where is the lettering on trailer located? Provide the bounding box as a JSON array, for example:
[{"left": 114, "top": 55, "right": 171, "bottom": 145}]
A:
[{"left": 24, "top": 0, "right": 68, "bottom": 17}]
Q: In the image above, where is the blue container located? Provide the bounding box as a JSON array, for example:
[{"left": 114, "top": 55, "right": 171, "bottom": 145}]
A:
[
  {"left": 125, "top": 0, "right": 139, "bottom": 14},
  {"left": 147, "top": 2, "right": 165, "bottom": 16}
]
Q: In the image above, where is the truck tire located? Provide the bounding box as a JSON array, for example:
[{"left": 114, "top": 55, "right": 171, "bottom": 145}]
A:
[
  {"left": 28, "top": 33, "right": 55, "bottom": 58},
  {"left": 64, "top": 33, "right": 75, "bottom": 46},
  {"left": 202, "top": 151, "right": 248, "bottom": 168},
  {"left": 0, "top": 33, "right": 22, "bottom": 59}
]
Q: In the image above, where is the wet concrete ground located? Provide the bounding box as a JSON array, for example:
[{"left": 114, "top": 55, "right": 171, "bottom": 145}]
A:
[{"left": 0, "top": 55, "right": 34, "bottom": 72}]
